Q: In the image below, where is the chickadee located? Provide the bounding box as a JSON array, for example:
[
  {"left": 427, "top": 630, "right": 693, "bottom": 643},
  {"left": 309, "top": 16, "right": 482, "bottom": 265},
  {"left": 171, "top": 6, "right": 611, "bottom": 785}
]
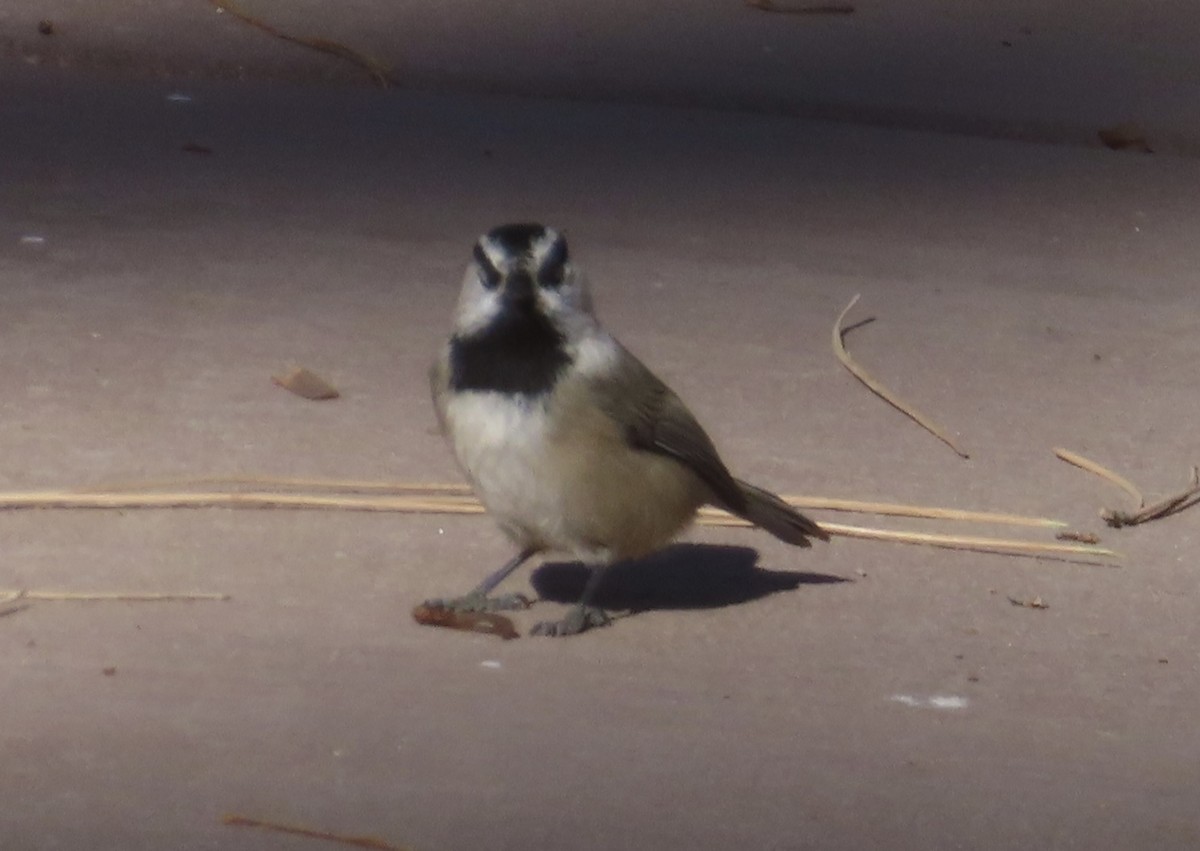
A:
[{"left": 429, "top": 223, "right": 828, "bottom": 637}]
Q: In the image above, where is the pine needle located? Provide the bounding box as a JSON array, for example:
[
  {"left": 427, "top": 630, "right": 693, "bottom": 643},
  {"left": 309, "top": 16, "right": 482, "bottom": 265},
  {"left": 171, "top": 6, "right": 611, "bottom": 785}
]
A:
[
  {"left": 1053, "top": 447, "right": 1144, "bottom": 507},
  {"left": 0, "top": 478, "right": 1107, "bottom": 564},
  {"left": 833, "top": 294, "right": 969, "bottom": 459},
  {"left": 698, "top": 515, "right": 1117, "bottom": 563},
  {"left": 1053, "top": 448, "right": 1200, "bottom": 527}
]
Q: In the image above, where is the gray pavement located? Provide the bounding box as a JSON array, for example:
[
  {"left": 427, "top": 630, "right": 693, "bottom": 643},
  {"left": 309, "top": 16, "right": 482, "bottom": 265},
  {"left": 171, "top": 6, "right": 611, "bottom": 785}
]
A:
[{"left": 4, "top": 1, "right": 1200, "bottom": 153}]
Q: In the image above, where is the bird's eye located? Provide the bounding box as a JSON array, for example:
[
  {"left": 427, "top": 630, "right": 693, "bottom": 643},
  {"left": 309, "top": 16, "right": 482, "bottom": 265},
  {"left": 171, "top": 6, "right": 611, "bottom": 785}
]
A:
[
  {"left": 539, "top": 238, "right": 569, "bottom": 288},
  {"left": 473, "top": 244, "right": 501, "bottom": 290},
  {"left": 540, "top": 260, "right": 566, "bottom": 288}
]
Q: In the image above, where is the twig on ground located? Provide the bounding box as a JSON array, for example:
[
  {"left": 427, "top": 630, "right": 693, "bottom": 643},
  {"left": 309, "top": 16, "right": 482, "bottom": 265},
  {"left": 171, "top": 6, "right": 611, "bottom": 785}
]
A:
[
  {"left": 208, "top": 0, "right": 396, "bottom": 87},
  {"left": 833, "top": 294, "right": 969, "bottom": 459},
  {"left": 223, "top": 815, "right": 410, "bottom": 850},
  {"left": 1007, "top": 595, "right": 1049, "bottom": 609},
  {"left": 1103, "top": 466, "right": 1200, "bottom": 528},
  {"left": 1054, "top": 448, "right": 1200, "bottom": 527}
]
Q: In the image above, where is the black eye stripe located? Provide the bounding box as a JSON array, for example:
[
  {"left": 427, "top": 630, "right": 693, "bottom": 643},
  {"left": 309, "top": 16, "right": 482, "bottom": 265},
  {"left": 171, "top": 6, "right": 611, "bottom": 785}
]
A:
[
  {"left": 538, "top": 237, "right": 568, "bottom": 287},
  {"left": 473, "top": 243, "right": 501, "bottom": 289}
]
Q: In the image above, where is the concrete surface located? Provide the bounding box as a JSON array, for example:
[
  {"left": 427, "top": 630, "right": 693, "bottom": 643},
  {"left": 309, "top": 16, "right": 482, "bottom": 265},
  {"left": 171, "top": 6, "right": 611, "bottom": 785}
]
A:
[
  {"left": 4, "top": 1, "right": 1200, "bottom": 153},
  {"left": 2, "top": 6, "right": 1200, "bottom": 850}
]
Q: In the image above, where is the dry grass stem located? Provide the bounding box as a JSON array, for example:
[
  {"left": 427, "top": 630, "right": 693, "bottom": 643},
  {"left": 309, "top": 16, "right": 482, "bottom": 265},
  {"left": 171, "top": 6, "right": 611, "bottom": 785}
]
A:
[
  {"left": 757, "top": 497, "right": 1063, "bottom": 528},
  {"left": 209, "top": 0, "right": 395, "bottom": 87},
  {"left": 700, "top": 514, "right": 1117, "bottom": 563},
  {"left": 75, "top": 475, "right": 473, "bottom": 495},
  {"left": 223, "top": 815, "right": 410, "bottom": 850},
  {"left": 2, "top": 478, "right": 1103, "bottom": 562},
  {"left": 833, "top": 294, "right": 969, "bottom": 459},
  {"left": 1054, "top": 448, "right": 1200, "bottom": 527},
  {"left": 1103, "top": 466, "right": 1200, "bottom": 527},
  {"left": 0, "top": 590, "right": 230, "bottom": 602},
  {"left": 11, "top": 482, "right": 1060, "bottom": 528},
  {"left": 1053, "top": 447, "right": 1144, "bottom": 507},
  {"left": 806, "top": 521, "right": 1118, "bottom": 563}
]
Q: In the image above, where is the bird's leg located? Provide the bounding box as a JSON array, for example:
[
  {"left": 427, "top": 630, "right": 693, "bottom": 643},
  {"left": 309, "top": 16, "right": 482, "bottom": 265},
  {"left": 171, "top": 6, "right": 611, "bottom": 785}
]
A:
[
  {"left": 531, "top": 564, "right": 612, "bottom": 637},
  {"left": 425, "top": 548, "right": 538, "bottom": 612}
]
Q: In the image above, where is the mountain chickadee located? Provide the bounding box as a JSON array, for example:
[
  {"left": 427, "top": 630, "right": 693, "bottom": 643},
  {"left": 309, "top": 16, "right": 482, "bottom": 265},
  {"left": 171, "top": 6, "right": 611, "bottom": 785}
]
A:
[{"left": 429, "top": 223, "right": 828, "bottom": 637}]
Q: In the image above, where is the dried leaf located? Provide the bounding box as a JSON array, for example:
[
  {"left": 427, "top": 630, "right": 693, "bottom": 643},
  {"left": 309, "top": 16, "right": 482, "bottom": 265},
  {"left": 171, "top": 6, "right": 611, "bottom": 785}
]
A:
[
  {"left": 1098, "top": 123, "right": 1153, "bottom": 153},
  {"left": 272, "top": 367, "right": 340, "bottom": 400},
  {"left": 412, "top": 603, "right": 520, "bottom": 639}
]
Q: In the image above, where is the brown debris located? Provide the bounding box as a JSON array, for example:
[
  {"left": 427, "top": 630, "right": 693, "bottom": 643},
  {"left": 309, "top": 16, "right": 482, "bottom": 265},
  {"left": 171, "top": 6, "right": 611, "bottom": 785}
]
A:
[
  {"left": 412, "top": 603, "right": 520, "bottom": 640},
  {"left": 1056, "top": 531, "right": 1100, "bottom": 544},
  {"left": 1102, "top": 467, "right": 1200, "bottom": 528},
  {"left": 1054, "top": 448, "right": 1200, "bottom": 528},
  {"left": 1007, "top": 595, "right": 1049, "bottom": 610},
  {"left": 1098, "top": 122, "right": 1153, "bottom": 153},
  {"left": 272, "top": 367, "right": 340, "bottom": 400}
]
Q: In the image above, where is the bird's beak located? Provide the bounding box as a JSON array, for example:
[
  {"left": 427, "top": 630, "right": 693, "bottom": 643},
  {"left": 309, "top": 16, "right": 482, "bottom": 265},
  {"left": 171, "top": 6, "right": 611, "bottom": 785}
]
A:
[{"left": 502, "top": 271, "right": 536, "bottom": 307}]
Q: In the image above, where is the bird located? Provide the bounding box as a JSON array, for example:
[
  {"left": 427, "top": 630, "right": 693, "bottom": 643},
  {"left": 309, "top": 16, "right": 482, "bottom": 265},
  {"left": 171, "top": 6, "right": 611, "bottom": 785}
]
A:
[{"left": 428, "top": 223, "right": 828, "bottom": 637}]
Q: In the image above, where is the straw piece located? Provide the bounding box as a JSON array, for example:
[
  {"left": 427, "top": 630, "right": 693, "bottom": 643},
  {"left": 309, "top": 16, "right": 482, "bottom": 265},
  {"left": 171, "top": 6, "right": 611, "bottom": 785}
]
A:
[
  {"left": 59, "top": 478, "right": 1065, "bottom": 528},
  {"left": 1103, "top": 465, "right": 1200, "bottom": 528},
  {"left": 0, "top": 487, "right": 1066, "bottom": 532},
  {"left": 1054, "top": 448, "right": 1200, "bottom": 527},
  {"left": 1053, "top": 447, "right": 1144, "bottom": 507},
  {"left": 0, "top": 590, "right": 230, "bottom": 602},
  {"left": 833, "top": 294, "right": 969, "bottom": 459},
  {"left": 0, "top": 490, "right": 488, "bottom": 513},
  {"left": 699, "top": 514, "right": 1118, "bottom": 563},
  {"left": 719, "top": 497, "right": 1065, "bottom": 528},
  {"left": 73, "top": 475, "right": 473, "bottom": 495}
]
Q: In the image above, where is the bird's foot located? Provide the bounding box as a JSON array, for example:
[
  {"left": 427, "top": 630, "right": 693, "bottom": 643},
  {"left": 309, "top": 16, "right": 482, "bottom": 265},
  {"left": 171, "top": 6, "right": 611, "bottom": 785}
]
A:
[
  {"left": 530, "top": 605, "right": 611, "bottom": 638},
  {"left": 423, "top": 591, "right": 532, "bottom": 613}
]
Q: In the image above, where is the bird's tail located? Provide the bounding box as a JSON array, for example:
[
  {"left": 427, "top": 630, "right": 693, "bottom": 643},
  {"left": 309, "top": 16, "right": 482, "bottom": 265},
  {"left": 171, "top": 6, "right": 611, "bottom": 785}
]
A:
[{"left": 730, "top": 479, "right": 830, "bottom": 547}]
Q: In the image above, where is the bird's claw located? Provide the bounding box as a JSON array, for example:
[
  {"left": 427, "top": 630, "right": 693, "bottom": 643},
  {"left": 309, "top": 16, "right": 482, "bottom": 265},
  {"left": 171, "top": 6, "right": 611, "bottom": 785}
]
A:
[{"left": 530, "top": 605, "right": 611, "bottom": 637}]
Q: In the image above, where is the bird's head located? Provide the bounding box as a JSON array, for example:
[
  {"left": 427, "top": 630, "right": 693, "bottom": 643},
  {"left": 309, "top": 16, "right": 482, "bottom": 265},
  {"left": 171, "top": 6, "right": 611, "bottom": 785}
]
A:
[{"left": 453, "top": 223, "right": 594, "bottom": 339}]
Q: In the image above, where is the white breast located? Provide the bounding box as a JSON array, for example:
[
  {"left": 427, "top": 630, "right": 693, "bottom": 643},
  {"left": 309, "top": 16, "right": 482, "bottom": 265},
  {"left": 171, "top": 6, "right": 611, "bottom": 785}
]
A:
[{"left": 442, "top": 391, "right": 567, "bottom": 550}]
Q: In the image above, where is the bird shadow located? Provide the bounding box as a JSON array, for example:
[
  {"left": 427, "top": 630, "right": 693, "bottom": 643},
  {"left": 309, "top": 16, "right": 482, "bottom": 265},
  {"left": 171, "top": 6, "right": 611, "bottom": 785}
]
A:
[{"left": 530, "top": 543, "right": 849, "bottom": 613}]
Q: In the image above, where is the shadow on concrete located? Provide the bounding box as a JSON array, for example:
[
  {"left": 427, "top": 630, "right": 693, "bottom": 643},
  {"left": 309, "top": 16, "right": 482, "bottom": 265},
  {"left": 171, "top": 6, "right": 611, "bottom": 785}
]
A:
[{"left": 530, "top": 543, "right": 848, "bottom": 613}]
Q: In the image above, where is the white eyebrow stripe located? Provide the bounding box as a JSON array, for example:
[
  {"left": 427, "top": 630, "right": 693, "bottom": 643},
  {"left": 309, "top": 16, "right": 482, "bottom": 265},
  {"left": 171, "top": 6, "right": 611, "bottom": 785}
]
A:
[
  {"left": 478, "top": 238, "right": 515, "bottom": 271},
  {"left": 528, "top": 229, "right": 565, "bottom": 269}
]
